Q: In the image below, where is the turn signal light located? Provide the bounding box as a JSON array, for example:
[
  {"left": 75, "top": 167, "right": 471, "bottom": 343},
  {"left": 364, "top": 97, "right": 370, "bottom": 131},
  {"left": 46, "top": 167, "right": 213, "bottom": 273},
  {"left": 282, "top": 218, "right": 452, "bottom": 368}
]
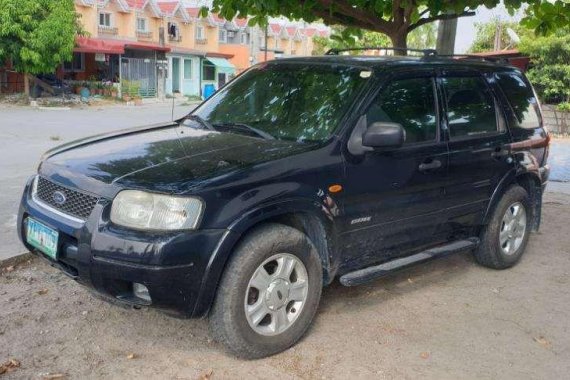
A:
[{"left": 328, "top": 184, "right": 343, "bottom": 193}]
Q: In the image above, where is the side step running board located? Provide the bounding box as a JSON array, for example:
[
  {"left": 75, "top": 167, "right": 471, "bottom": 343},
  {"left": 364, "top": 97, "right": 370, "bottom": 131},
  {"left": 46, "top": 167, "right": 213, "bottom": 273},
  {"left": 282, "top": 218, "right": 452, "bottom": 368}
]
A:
[{"left": 340, "top": 238, "right": 480, "bottom": 287}]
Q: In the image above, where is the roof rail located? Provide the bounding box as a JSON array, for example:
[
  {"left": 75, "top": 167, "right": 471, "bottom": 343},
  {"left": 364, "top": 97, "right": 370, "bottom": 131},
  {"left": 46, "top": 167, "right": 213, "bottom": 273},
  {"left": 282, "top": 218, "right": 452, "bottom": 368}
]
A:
[
  {"left": 433, "top": 54, "right": 509, "bottom": 64},
  {"left": 325, "top": 46, "right": 437, "bottom": 57},
  {"left": 325, "top": 47, "right": 510, "bottom": 64}
]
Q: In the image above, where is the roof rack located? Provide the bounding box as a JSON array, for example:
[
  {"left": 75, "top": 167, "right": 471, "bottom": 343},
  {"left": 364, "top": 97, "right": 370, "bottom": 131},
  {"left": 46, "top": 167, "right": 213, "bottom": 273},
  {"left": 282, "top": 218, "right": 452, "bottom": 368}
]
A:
[
  {"left": 325, "top": 46, "right": 437, "bottom": 57},
  {"left": 325, "top": 47, "right": 509, "bottom": 64}
]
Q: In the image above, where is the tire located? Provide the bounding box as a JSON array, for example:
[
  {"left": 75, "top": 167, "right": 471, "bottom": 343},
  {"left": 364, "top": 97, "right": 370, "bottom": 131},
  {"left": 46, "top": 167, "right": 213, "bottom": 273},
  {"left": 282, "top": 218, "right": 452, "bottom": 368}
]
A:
[
  {"left": 208, "top": 223, "right": 323, "bottom": 359},
  {"left": 474, "top": 185, "right": 532, "bottom": 269}
]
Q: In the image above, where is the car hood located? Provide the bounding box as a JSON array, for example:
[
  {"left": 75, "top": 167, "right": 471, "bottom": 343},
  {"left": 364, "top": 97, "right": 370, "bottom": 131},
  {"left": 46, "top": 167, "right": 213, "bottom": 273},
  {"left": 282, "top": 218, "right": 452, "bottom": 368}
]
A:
[{"left": 41, "top": 123, "right": 314, "bottom": 194}]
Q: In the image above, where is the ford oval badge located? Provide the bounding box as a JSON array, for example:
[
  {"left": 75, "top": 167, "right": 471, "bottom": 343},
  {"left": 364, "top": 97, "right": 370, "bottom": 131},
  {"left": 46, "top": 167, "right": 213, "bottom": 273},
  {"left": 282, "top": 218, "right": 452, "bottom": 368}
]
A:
[{"left": 52, "top": 191, "right": 66, "bottom": 205}]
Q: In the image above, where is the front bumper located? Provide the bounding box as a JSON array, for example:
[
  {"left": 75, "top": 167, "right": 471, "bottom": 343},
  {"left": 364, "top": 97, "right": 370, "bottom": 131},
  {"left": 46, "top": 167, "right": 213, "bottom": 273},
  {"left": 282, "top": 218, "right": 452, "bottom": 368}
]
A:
[{"left": 17, "top": 176, "right": 233, "bottom": 317}]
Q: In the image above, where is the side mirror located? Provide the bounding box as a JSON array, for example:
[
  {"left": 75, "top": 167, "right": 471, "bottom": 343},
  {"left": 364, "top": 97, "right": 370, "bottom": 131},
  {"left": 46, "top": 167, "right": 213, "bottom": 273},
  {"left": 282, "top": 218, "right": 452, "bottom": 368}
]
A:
[{"left": 362, "top": 122, "right": 405, "bottom": 149}]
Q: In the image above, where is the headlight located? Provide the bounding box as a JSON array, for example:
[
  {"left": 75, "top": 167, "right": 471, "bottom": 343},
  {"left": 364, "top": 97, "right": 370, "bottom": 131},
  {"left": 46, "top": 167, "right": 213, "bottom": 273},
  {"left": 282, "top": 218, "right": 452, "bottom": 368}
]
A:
[{"left": 110, "top": 190, "right": 203, "bottom": 231}]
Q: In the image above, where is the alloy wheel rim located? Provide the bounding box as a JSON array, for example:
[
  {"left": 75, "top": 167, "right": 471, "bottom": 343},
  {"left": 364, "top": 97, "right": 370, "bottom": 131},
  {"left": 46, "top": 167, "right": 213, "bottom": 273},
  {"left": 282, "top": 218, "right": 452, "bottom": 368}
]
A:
[
  {"left": 244, "top": 253, "right": 309, "bottom": 336},
  {"left": 499, "top": 201, "right": 527, "bottom": 256}
]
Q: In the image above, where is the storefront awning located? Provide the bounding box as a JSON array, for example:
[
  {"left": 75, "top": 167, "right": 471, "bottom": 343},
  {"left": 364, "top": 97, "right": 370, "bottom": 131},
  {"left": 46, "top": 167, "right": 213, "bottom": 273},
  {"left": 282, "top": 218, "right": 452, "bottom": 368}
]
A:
[
  {"left": 205, "top": 57, "right": 236, "bottom": 74},
  {"left": 75, "top": 37, "right": 125, "bottom": 54},
  {"left": 74, "top": 37, "right": 171, "bottom": 55}
]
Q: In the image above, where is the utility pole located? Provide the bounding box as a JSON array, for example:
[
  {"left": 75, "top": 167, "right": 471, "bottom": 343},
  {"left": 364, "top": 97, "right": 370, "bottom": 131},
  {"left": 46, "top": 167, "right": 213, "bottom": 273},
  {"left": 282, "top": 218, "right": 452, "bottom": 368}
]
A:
[
  {"left": 493, "top": 22, "right": 503, "bottom": 51},
  {"left": 264, "top": 22, "right": 268, "bottom": 62}
]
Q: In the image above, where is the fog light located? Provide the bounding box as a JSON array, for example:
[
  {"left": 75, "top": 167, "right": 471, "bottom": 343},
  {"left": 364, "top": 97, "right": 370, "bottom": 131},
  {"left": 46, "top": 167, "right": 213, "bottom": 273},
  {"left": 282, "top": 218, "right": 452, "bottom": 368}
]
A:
[{"left": 133, "top": 283, "right": 151, "bottom": 302}]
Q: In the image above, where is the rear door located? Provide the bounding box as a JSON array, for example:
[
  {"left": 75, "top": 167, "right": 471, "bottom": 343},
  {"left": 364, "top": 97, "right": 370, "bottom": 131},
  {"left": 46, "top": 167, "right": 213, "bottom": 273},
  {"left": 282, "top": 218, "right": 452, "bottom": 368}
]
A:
[
  {"left": 439, "top": 71, "right": 514, "bottom": 232},
  {"left": 339, "top": 71, "right": 450, "bottom": 270}
]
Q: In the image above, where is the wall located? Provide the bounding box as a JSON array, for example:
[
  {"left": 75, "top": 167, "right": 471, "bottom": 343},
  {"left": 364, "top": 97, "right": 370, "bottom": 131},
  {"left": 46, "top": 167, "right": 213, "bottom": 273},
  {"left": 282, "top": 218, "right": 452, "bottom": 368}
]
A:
[
  {"left": 219, "top": 44, "right": 250, "bottom": 72},
  {"left": 542, "top": 105, "right": 570, "bottom": 135},
  {"left": 75, "top": 4, "right": 98, "bottom": 36}
]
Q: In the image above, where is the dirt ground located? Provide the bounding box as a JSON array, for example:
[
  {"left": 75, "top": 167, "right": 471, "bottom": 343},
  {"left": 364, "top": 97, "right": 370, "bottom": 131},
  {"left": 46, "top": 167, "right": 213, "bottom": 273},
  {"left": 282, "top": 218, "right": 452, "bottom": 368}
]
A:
[{"left": 1, "top": 191, "right": 570, "bottom": 380}]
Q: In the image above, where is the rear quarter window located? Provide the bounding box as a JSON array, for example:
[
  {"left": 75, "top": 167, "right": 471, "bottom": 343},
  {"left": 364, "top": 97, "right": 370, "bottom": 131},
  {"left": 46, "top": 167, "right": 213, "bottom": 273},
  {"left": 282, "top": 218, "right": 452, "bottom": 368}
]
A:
[
  {"left": 442, "top": 76, "right": 498, "bottom": 139},
  {"left": 496, "top": 72, "right": 541, "bottom": 129}
]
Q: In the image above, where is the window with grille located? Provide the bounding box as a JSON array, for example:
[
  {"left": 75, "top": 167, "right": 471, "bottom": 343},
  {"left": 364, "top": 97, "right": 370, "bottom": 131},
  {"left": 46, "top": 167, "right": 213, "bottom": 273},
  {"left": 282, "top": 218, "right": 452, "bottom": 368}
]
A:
[
  {"left": 137, "top": 18, "right": 147, "bottom": 32},
  {"left": 99, "top": 13, "right": 111, "bottom": 27}
]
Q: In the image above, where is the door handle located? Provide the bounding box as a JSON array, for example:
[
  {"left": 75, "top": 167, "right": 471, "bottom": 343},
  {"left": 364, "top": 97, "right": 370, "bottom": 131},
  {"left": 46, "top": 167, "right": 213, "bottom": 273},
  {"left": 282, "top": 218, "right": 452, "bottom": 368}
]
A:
[
  {"left": 418, "top": 159, "right": 442, "bottom": 171},
  {"left": 491, "top": 146, "right": 509, "bottom": 159}
]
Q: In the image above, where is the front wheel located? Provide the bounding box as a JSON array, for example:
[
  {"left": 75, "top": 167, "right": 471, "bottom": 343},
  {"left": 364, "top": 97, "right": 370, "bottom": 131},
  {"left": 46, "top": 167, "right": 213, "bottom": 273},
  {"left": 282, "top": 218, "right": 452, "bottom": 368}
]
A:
[
  {"left": 209, "top": 223, "right": 323, "bottom": 359},
  {"left": 474, "top": 185, "right": 532, "bottom": 269}
]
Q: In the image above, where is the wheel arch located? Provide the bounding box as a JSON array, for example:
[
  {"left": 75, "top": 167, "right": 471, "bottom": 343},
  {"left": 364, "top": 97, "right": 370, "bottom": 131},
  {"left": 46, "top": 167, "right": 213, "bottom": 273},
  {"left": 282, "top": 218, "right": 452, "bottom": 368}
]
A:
[
  {"left": 192, "top": 200, "right": 340, "bottom": 317},
  {"left": 483, "top": 169, "right": 543, "bottom": 231}
]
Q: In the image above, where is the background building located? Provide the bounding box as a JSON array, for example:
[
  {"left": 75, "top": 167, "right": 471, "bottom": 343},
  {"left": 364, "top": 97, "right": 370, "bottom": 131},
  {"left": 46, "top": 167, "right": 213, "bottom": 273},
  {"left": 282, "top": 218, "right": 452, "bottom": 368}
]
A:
[{"left": 1, "top": 0, "right": 328, "bottom": 98}]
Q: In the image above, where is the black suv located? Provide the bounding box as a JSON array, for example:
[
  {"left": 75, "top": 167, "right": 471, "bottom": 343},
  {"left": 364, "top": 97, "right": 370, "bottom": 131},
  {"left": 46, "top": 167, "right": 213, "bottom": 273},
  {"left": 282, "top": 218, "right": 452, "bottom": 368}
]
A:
[{"left": 18, "top": 52, "right": 550, "bottom": 359}]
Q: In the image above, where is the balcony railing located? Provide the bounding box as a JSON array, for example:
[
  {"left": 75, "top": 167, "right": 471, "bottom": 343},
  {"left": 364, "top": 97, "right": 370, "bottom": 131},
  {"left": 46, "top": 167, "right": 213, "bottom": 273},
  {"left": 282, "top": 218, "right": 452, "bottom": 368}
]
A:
[
  {"left": 168, "top": 34, "right": 182, "bottom": 42},
  {"left": 98, "top": 26, "right": 118, "bottom": 35},
  {"left": 196, "top": 37, "right": 208, "bottom": 45},
  {"left": 136, "top": 31, "right": 153, "bottom": 40}
]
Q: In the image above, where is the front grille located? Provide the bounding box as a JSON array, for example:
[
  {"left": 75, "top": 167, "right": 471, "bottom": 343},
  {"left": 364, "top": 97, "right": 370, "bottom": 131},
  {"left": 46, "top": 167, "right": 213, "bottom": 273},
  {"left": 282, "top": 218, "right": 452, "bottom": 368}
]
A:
[{"left": 35, "top": 177, "right": 99, "bottom": 220}]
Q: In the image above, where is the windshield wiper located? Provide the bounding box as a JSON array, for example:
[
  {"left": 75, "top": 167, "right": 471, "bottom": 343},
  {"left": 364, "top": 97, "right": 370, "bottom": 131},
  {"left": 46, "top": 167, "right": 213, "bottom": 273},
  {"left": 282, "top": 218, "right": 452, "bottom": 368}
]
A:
[
  {"left": 212, "top": 122, "right": 275, "bottom": 140},
  {"left": 182, "top": 114, "right": 215, "bottom": 131}
]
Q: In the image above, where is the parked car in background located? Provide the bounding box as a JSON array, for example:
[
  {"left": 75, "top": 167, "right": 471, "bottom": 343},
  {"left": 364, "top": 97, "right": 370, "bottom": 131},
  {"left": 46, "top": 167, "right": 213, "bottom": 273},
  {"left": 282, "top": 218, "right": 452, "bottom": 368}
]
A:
[{"left": 18, "top": 50, "right": 550, "bottom": 359}]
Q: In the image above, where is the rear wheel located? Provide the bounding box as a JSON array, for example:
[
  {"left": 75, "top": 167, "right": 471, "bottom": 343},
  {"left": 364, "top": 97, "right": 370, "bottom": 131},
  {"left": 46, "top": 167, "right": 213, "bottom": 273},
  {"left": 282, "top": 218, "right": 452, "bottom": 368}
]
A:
[
  {"left": 474, "top": 185, "right": 531, "bottom": 269},
  {"left": 209, "top": 223, "right": 322, "bottom": 359}
]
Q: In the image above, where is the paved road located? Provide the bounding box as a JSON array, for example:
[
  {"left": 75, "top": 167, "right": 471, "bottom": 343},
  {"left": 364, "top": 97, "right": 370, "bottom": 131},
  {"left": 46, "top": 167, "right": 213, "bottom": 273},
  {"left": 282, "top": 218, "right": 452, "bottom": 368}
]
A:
[
  {"left": 549, "top": 139, "right": 570, "bottom": 182},
  {"left": 0, "top": 102, "right": 193, "bottom": 261},
  {"left": 1, "top": 103, "right": 569, "bottom": 261}
]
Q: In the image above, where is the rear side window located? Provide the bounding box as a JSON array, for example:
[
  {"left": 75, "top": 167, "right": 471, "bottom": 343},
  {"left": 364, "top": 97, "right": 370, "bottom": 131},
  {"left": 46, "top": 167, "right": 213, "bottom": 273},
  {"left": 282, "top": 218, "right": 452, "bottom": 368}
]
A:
[
  {"left": 496, "top": 72, "right": 541, "bottom": 129},
  {"left": 367, "top": 77, "right": 437, "bottom": 144},
  {"left": 442, "top": 76, "right": 497, "bottom": 139}
]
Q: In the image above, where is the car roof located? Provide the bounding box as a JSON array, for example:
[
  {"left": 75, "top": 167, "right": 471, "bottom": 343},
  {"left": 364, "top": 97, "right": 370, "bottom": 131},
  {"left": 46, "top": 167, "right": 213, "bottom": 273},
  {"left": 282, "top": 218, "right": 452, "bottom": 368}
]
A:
[{"left": 267, "top": 55, "right": 519, "bottom": 72}]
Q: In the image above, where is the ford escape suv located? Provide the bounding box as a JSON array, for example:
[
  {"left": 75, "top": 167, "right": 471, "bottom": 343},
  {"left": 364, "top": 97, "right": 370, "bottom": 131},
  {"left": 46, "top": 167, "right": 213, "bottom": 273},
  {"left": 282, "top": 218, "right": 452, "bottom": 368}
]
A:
[{"left": 18, "top": 51, "right": 550, "bottom": 359}]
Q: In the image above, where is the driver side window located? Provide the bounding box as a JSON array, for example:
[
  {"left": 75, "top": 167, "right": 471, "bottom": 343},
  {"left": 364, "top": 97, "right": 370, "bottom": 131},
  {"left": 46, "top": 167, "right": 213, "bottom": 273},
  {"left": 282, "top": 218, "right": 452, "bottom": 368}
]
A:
[{"left": 367, "top": 77, "right": 438, "bottom": 144}]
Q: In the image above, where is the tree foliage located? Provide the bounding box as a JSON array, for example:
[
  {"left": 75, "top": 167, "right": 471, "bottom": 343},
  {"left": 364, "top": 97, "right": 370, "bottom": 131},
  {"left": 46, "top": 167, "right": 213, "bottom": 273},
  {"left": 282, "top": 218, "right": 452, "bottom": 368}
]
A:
[
  {"left": 0, "top": 0, "right": 81, "bottom": 75},
  {"left": 520, "top": 1, "right": 570, "bottom": 36},
  {"left": 468, "top": 17, "right": 532, "bottom": 53},
  {"left": 206, "top": 0, "right": 570, "bottom": 52},
  {"left": 519, "top": 30, "right": 570, "bottom": 104},
  {"left": 313, "top": 23, "right": 436, "bottom": 55},
  {"left": 312, "top": 26, "right": 390, "bottom": 55}
]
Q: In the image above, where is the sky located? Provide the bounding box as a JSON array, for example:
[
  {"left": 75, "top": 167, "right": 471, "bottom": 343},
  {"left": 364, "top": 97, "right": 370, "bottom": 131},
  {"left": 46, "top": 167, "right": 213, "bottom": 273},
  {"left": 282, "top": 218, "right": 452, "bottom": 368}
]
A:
[{"left": 455, "top": 3, "right": 523, "bottom": 53}]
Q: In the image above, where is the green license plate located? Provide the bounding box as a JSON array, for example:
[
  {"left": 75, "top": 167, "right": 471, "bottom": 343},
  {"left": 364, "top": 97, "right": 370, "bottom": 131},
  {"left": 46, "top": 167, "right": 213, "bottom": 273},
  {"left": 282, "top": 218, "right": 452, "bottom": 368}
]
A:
[{"left": 26, "top": 218, "right": 59, "bottom": 259}]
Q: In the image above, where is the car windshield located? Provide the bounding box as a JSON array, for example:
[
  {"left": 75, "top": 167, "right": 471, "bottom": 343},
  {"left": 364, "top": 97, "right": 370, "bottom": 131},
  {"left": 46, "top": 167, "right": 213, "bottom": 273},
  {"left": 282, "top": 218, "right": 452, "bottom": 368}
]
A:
[{"left": 192, "top": 63, "right": 369, "bottom": 143}]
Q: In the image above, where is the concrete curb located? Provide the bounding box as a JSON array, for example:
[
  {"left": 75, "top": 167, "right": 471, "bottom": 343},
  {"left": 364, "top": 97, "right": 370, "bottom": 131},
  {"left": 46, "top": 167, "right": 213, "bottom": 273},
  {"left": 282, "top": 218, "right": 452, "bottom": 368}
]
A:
[
  {"left": 38, "top": 106, "right": 71, "bottom": 111},
  {"left": 0, "top": 252, "right": 34, "bottom": 270}
]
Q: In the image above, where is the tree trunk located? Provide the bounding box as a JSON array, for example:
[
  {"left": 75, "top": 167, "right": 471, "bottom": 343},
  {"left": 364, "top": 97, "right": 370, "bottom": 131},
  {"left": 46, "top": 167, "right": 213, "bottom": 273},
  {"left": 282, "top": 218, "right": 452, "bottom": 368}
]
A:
[
  {"left": 23, "top": 73, "right": 30, "bottom": 97},
  {"left": 436, "top": 18, "right": 458, "bottom": 55},
  {"left": 389, "top": 32, "right": 408, "bottom": 55}
]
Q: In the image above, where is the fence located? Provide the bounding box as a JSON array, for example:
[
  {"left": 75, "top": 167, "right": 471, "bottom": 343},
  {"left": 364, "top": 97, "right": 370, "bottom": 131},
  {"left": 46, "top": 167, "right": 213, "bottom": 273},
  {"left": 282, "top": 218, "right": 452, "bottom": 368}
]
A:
[
  {"left": 542, "top": 104, "right": 570, "bottom": 135},
  {"left": 120, "top": 57, "right": 157, "bottom": 98},
  {"left": 0, "top": 70, "right": 25, "bottom": 94}
]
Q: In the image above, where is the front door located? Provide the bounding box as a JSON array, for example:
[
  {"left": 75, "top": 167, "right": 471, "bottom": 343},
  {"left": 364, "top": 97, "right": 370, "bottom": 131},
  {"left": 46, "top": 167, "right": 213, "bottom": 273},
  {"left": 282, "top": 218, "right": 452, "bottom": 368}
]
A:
[
  {"left": 439, "top": 72, "right": 514, "bottom": 232},
  {"left": 339, "top": 73, "right": 449, "bottom": 271},
  {"left": 218, "top": 72, "right": 227, "bottom": 87},
  {"left": 172, "top": 57, "right": 180, "bottom": 93}
]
